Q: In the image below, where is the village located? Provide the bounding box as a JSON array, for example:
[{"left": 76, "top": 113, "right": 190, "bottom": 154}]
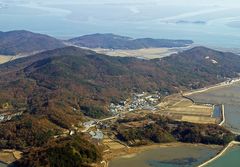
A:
[
  {"left": 0, "top": 89, "right": 224, "bottom": 166},
  {"left": 80, "top": 92, "right": 162, "bottom": 140},
  {"left": 80, "top": 89, "right": 222, "bottom": 144},
  {"left": 0, "top": 103, "right": 26, "bottom": 123}
]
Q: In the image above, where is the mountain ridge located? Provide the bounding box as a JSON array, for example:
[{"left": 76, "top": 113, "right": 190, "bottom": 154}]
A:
[
  {"left": 0, "top": 46, "right": 239, "bottom": 166},
  {"left": 0, "top": 46, "right": 239, "bottom": 126},
  {"left": 68, "top": 33, "right": 193, "bottom": 49},
  {"left": 0, "top": 30, "right": 66, "bottom": 55}
]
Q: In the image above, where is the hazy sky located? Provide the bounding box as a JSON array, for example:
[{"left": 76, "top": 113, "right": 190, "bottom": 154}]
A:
[
  {"left": 1, "top": 0, "right": 239, "bottom": 7},
  {"left": 19, "top": 0, "right": 240, "bottom": 7},
  {"left": 1, "top": 0, "right": 240, "bottom": 48}
]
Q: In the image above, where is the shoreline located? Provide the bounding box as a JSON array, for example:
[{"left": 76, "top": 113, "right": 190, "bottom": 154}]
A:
[
  {"left": 105, "top": 78, "right": 240, "bottom": 167},
  {"left": 198, "top": 141, "right": 240, "bottom": 167},
  {"left": 0, "top": 161, "right": 9, "bottom": 167},
  {"left": 183, "top": 78, "right": 240, "bottom": 96},
  {"left": 185, "top": 85, "right": 240, "bottom": 135},
  {"left": 104, "top": 142, "right": 222, "bottom": 167},
  {"left": 183, "top": 78, "right": 240, "bottom": 167},
  {"left": 183, "top": 78, "right": 240, "bottom": 133}
]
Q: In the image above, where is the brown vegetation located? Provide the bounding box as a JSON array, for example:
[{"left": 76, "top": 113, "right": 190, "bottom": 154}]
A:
[{"left": 113, "top": 114, "right": 235, "bottom": 146}]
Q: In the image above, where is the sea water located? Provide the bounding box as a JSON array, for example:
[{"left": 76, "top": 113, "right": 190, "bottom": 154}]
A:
[
  {"left": 1, "top": 0, "right": 240, "bottom": 48},
  {"left": 110, "top": 82, "right": 240, "bottom": 167},
  {"left": 189, "top": 82, "right": 240, "bottom": 133},
  {"left": 109, "top": 145, "right": 221, "bottom": 167},
  {"left": 206, "top": 145, "right": 240, "bottom": 167},
  {"left": 188, "top": 82, "right": 240, "bottom": 167}
]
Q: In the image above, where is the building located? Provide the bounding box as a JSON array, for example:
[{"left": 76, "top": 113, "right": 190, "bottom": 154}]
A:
[
  {"left": 83, "top": 120, "right": 95, "bottom": 128},
  {"left": 89, "top": 129, "right": 104, "bottom": 140}
]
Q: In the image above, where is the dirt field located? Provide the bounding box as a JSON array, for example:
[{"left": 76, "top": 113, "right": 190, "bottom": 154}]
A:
[
  {"left": 92, "top": 48, "right": 179, "bottom": 59},
  {"left": 157, "top": 95, "right": 216, "bottom": 124},
  {"left": 0, "top": 55, "right": 29, "bottom": 64},
  {"left": 103, "top": 136, "right": 126, "bottom": 150},
  {"left": 0, "top": 150, "right": 22, "bottom": 164},
  {"left": 0, "top": 55, "right": 15, "bottom": 64}
]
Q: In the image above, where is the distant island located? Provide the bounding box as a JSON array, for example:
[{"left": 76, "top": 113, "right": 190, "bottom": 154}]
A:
[
  {"left": 0, "top": 30, "right": 193, "bottom": 56},
  {"left": 68, "top": 33, "right": 193, "bottom": 49},
  {"left": 0, "top": 30, "right": 65, "bottom": 55},
  {"left": 176, "top": 20, "right": 206, "bottom": 25}
]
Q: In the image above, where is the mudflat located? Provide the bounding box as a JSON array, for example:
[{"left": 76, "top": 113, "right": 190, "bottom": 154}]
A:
[{"left": 108, "top": 143, "right": 222, "bottom": 167}]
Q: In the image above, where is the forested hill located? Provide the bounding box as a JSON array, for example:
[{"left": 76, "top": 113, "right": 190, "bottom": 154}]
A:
[
  {"left": 0, "top": 46, "right": 240, "bottom": 127},
  {"left": 68, "top": 33, "right": 193, "bottom": 49},
  {"left": 0, "top": 31, "right": 193, "bottom": 56},
  {"left": 0, "top": 46, "right": 240, "bottom": 165},
  {"left": 0, "top": 30, "right": 65, "bottom": 55}
]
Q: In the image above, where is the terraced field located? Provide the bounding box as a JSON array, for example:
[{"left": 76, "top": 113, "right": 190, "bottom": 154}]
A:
[{"left": 157, "top": 95, "right": 217, "bottom": 124}]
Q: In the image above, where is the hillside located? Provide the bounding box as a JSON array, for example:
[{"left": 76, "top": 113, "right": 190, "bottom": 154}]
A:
[
  {"left": 0, "top": 46, "right": 240, "bottom": 149},
  {"left": 15, "top": 134, "right": 102, "bottom": 167},
  {"left": 0, "top": 30, "right": 65, "bottom": 55},
  {"left": 68, "top": 33, "right": 193, "bottom": 49},
  {"left": 0, "top": 46, "right": 240, "bottom": 166},
  {"left": 114, "top": 114, "right": 234, "bottom": 146}
]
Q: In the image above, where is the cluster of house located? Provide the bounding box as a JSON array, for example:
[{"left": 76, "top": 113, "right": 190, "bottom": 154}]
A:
[
  {"left": 83, "top": 120, "right": 96, "bottom": 129},
  {"left": 109, "top": 102, "right": 126, "bottom": 115},
  {"left": 0, "top": 111, "right": 23, "bottom": 122},
  {"left": 89, "top": 129, "right": 104, "bottom": 140},
  {"left": 128, "top": 93, "right": 160, "bottom": 111},
  {"left": 109, "top": 92, "right": 161, "bottom": 114},
  {"left": 224, "top": 78, "right": 240, "bottom": 85},
  {"left": 82, "top": 120, "right": 104, "bottom": 140},
  {"left": 80, "top": 92, "right": 162, "bottom": 141}
]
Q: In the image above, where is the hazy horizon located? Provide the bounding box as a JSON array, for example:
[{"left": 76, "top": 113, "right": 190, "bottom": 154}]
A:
[{"left": 1, "top": 0, "right": 240, "bottom": 48}]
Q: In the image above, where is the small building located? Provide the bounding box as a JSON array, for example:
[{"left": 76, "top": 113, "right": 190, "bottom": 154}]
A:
[
  {"left": 0, "top": 115, "right": 4, "bottom": 121},
  {"left": 83, "top": 120, "right": 95, "bottom": 128},
  {"left": 69, "top": 130, "right": 75, "bottom": 136},
  {"left": 89, "top": 129, "right": 104, "bottom": 140}
]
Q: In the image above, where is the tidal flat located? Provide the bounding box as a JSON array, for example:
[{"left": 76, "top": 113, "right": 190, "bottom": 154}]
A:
[{"left": 109, "top": 144, "right": 221, "bottom": 167}]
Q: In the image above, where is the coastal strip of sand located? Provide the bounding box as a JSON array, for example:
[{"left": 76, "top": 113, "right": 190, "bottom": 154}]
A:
[{"left": 183, "top": 78, "right": 240, "bottom": 96}]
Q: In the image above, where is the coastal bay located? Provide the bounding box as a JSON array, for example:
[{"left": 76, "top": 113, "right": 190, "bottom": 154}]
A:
[
  {"left": 109, "top": 80, "right": 240, "bottom": 167},
  {"left": 205, "top": 144, "right": 240, "bottom": 167},
  {"left": 109, "top": 143, "right": 222, "bottom": 167},
  {"left": 187, "top": 80, "right": 240, "bottom": 166}
]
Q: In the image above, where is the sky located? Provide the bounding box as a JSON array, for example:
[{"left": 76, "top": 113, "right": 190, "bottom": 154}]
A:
[
  {"left": 1, "top": 0, "right": 240, "bottom": 48},
  {"left": 8, "top": 0, "right": 238, "bottom": 7}
]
